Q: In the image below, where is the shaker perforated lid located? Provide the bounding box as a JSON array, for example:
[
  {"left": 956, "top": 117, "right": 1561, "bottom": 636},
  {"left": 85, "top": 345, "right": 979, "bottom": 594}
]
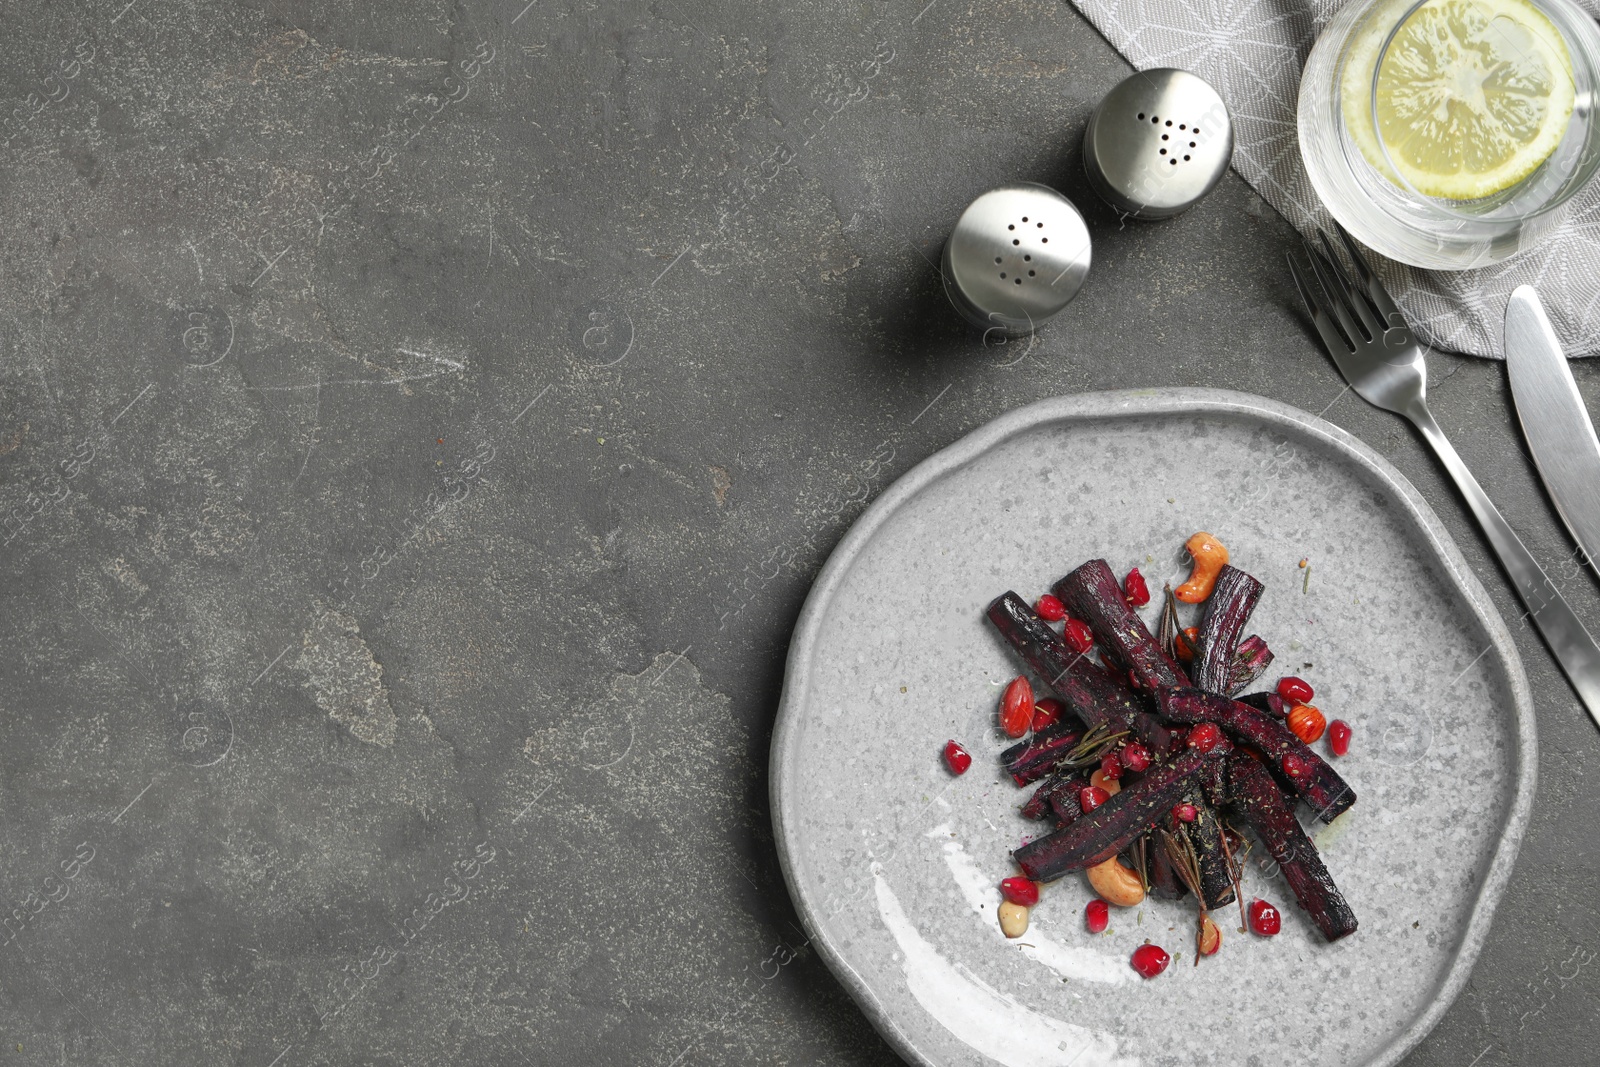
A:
[
  {"left": 1082, "top": 68, "right": 1233, "bottom": 220},
  {"left": 941, "top": 182, "right": 1092, "bottom": 336}
]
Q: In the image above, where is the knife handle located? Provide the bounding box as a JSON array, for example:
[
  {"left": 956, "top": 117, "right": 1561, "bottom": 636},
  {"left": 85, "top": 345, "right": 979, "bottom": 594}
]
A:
[{"left": 1411, "top": 403, "right": 1600, "bottom": 724}]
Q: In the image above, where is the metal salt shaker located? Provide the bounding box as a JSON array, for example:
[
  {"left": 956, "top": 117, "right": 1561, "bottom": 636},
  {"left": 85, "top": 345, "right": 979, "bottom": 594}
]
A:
[{"left": 941, "top": 182, "right": 1093, "bottom": 337}]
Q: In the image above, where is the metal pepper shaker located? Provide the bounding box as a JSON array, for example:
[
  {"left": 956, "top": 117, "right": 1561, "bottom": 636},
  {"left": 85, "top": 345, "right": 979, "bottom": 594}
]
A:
[{"left": 1082, "top": 68, "right": 1233, "bottom": 220}]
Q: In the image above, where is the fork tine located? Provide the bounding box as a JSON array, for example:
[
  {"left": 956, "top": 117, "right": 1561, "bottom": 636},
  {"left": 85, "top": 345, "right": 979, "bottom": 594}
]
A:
[
  {"left": 1286, "top": 253, "right": 1356, "bottom": 362},
  {"left": 1330, "top": 220, "right": 1403, "bottom": 325},
  {"left": 1302, "top": 242, "right": 1367, "bottom": 352},
  {"left": 1316, "top": 231, "right": 1383, "bottom": 340}
]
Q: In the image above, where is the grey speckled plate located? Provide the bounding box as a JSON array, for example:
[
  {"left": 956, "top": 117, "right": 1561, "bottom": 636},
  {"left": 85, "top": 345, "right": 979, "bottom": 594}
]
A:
[{"left": 771, "top": 389, "right": 1535, "bottom": 1067}]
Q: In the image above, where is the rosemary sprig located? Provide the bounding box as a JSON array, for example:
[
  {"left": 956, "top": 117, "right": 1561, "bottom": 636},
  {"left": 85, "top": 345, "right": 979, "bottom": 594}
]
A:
[
  {"left": 1157, "top": 583, "right": 1181, "bottom": 661},
  {"left": 1160, "top": 827, "right": 1212, "bottom": 967},
  {"left": 1159, "top": 828, "right": 1205, "bottom": 907},
  {"left": 1057, "top": 722, "right": 1130, "bottom": 768}
]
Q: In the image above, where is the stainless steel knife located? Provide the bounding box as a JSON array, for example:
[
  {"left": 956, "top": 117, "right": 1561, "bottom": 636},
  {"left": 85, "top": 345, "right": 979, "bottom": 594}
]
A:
[{"left": 1505, "top": 284, "right": 1600, "bottom": 576}]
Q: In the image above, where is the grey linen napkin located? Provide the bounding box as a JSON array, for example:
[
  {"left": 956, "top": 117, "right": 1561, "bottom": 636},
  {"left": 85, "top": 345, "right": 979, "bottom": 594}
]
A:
[{"left": 1065, "top": 0, "right": 1600, "bottom": 357}]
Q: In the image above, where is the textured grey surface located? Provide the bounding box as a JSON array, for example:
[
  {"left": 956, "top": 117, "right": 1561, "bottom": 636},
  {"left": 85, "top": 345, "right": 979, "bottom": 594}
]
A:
[
  {"left": 772, "top": 391, "right": 1535, "bottom": 1067},
  {"left": 0, "top": 1, "right": 1594, "bottom": 1065}
]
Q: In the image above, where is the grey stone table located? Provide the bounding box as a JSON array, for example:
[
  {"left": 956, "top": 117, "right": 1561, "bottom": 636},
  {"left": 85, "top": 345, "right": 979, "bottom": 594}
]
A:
[{"left": 0, "top": 1, "right": 1594, "bottom": 1064}]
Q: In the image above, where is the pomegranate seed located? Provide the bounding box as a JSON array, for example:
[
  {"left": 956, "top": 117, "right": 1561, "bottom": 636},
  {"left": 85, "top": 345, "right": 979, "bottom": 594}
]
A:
[
  {"left": 1277, "top": 676, "right": 1315, "bottom": 703},
  {"left": 1187, "top": 722, "right": 1223, "bottom": 753},
  {"left": 1123, "top": 567, "right": 1151, "bottom": 607},
  {"left": 1280, "top": 751, "right": 1310, "bottom": 779},
  {"left": 1078, "top": 785, "right": 1110, "bottom": 813},
  {"left": 1000, "top": 676, "right": 1034, "bottom": 739},
  {"left": 1120, "top": 742, "right": 1151, "bottom": 773},
  {"left": 1085, "top": 898, "right": 1110, "bottom": 933},
  {"left": 1328, "top": 719, "right": 1353, "bottom": 757},
  {"left": 1286, "top": 703, "right": 1326, "bottom": 744},
  {"left": 1099, "top": 752, "right": 1123, "bottom": 781},
  {"left": 999, "top": 876, "right": 1039, "bottom": 906},
  {"left": 1036, "top": 593, "right": 1066, "bottom": 621},
  {"left": 1130, "top": 943, "right": 1170, "bottom": 978},
  {"left": 942, "top": 740, "right": 972, "bottom": 775},
  {"left": 1248, "top": 899, "right": 1282, "bottom": 936},
  {"left": 1199, "top": 915, "right": 1222, "bottom": 956},
  {"left": 1173, "top": 802, "right": 1197, "bottom": 823},
  {"left": 1063, "top": 618, "right": 1095, "bottom": 654},
  {"left": 1032, "top": 697, "right": 1064, "bottom": 732}
]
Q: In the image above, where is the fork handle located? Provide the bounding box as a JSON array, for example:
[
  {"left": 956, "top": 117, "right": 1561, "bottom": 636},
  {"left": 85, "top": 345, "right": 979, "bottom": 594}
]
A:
[{"left": 1410, "top": 403, "right": 1600, "bottom": 724}]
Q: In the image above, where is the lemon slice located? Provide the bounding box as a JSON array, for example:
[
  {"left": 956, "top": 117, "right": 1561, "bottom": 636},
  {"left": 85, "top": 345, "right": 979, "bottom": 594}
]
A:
[{"left": 1341, "top": 0, "right": 1575, "bottom": 200}]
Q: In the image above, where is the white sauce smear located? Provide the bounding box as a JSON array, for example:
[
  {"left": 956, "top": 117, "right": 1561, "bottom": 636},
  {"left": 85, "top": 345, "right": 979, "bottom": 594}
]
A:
[
  {"left": 873, "top": 863, "right": 1137, "bottom": 1067},
  {"left": 926, "top": 821, "right": 1131, "bottom": 986}
]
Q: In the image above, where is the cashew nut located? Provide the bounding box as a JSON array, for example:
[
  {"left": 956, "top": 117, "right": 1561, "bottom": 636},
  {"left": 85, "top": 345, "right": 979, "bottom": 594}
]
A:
[
  {"left": 998, "top": 900, "right": 1030, "bottom": 938},
  {"left": 1175, "top": 531, "right": 1230, "bottom": 603},
  {"left": 1089, "top": 769, "right": 1122, "bottom": 796},
  {"left": 1086, "top": 855, "right": 1146, "bottom": 907}
]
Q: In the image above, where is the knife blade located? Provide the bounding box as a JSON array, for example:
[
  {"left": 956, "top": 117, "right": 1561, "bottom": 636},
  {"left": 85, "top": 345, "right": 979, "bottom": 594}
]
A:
[{"left": 1504, "top": 284, "right": 1600, "bottom": 576}]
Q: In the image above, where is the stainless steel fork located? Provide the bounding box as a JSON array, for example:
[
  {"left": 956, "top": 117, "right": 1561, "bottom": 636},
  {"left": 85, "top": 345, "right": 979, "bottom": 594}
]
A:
[{"left": 1289, "top": 225, "right": 1600, "bottom": 729}]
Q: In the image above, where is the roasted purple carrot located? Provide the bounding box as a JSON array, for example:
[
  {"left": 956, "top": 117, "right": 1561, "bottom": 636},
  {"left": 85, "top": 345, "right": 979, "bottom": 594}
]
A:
[
  {"left": 1053, "top": 559, "right": 1189, "bottom": 691},
  {"left": 986, "top": 592, "right": 1172, "bottom": 751},
  {"left": 1048, "top": 782, "right": 1091, "bottom": 826},
  {"left": 1001, "top": 720, "right": 1088, "bottom": 785},
  {"left": 1192, "top": 565, "right": 1263, "bottom": 692},
  {"left": 1228, "top": 634, "right": 1273, "bottom": 695},
  {"left": 1154, "top": 687, "right": 1356, "bottom": 823},
  {"left": 1237, "top": 690, "right": 1290, "bottom": 718},
  {"left": 1186, "top": 798, "right": 1237, "bottom": 909},
  {"left": 1020, "top": 768, "right": 1091, "bottom": 820},
  {"left": 1228, "top": 754, "right": 1359, "bottom": 942},
  {"left": 1012, "top": 747, "right": 1221, "bottom": 881}
]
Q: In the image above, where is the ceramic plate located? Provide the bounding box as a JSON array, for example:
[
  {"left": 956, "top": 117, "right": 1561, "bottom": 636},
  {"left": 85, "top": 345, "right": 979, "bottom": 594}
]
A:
[{"left": 771, "top": 389, "right": 1535, "bottom": 1067}]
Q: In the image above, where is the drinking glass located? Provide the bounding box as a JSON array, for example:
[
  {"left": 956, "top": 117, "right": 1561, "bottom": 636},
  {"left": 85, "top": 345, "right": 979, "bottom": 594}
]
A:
[{"left": 1299, "top": 0, "right": 1600, "bottom": 269}]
